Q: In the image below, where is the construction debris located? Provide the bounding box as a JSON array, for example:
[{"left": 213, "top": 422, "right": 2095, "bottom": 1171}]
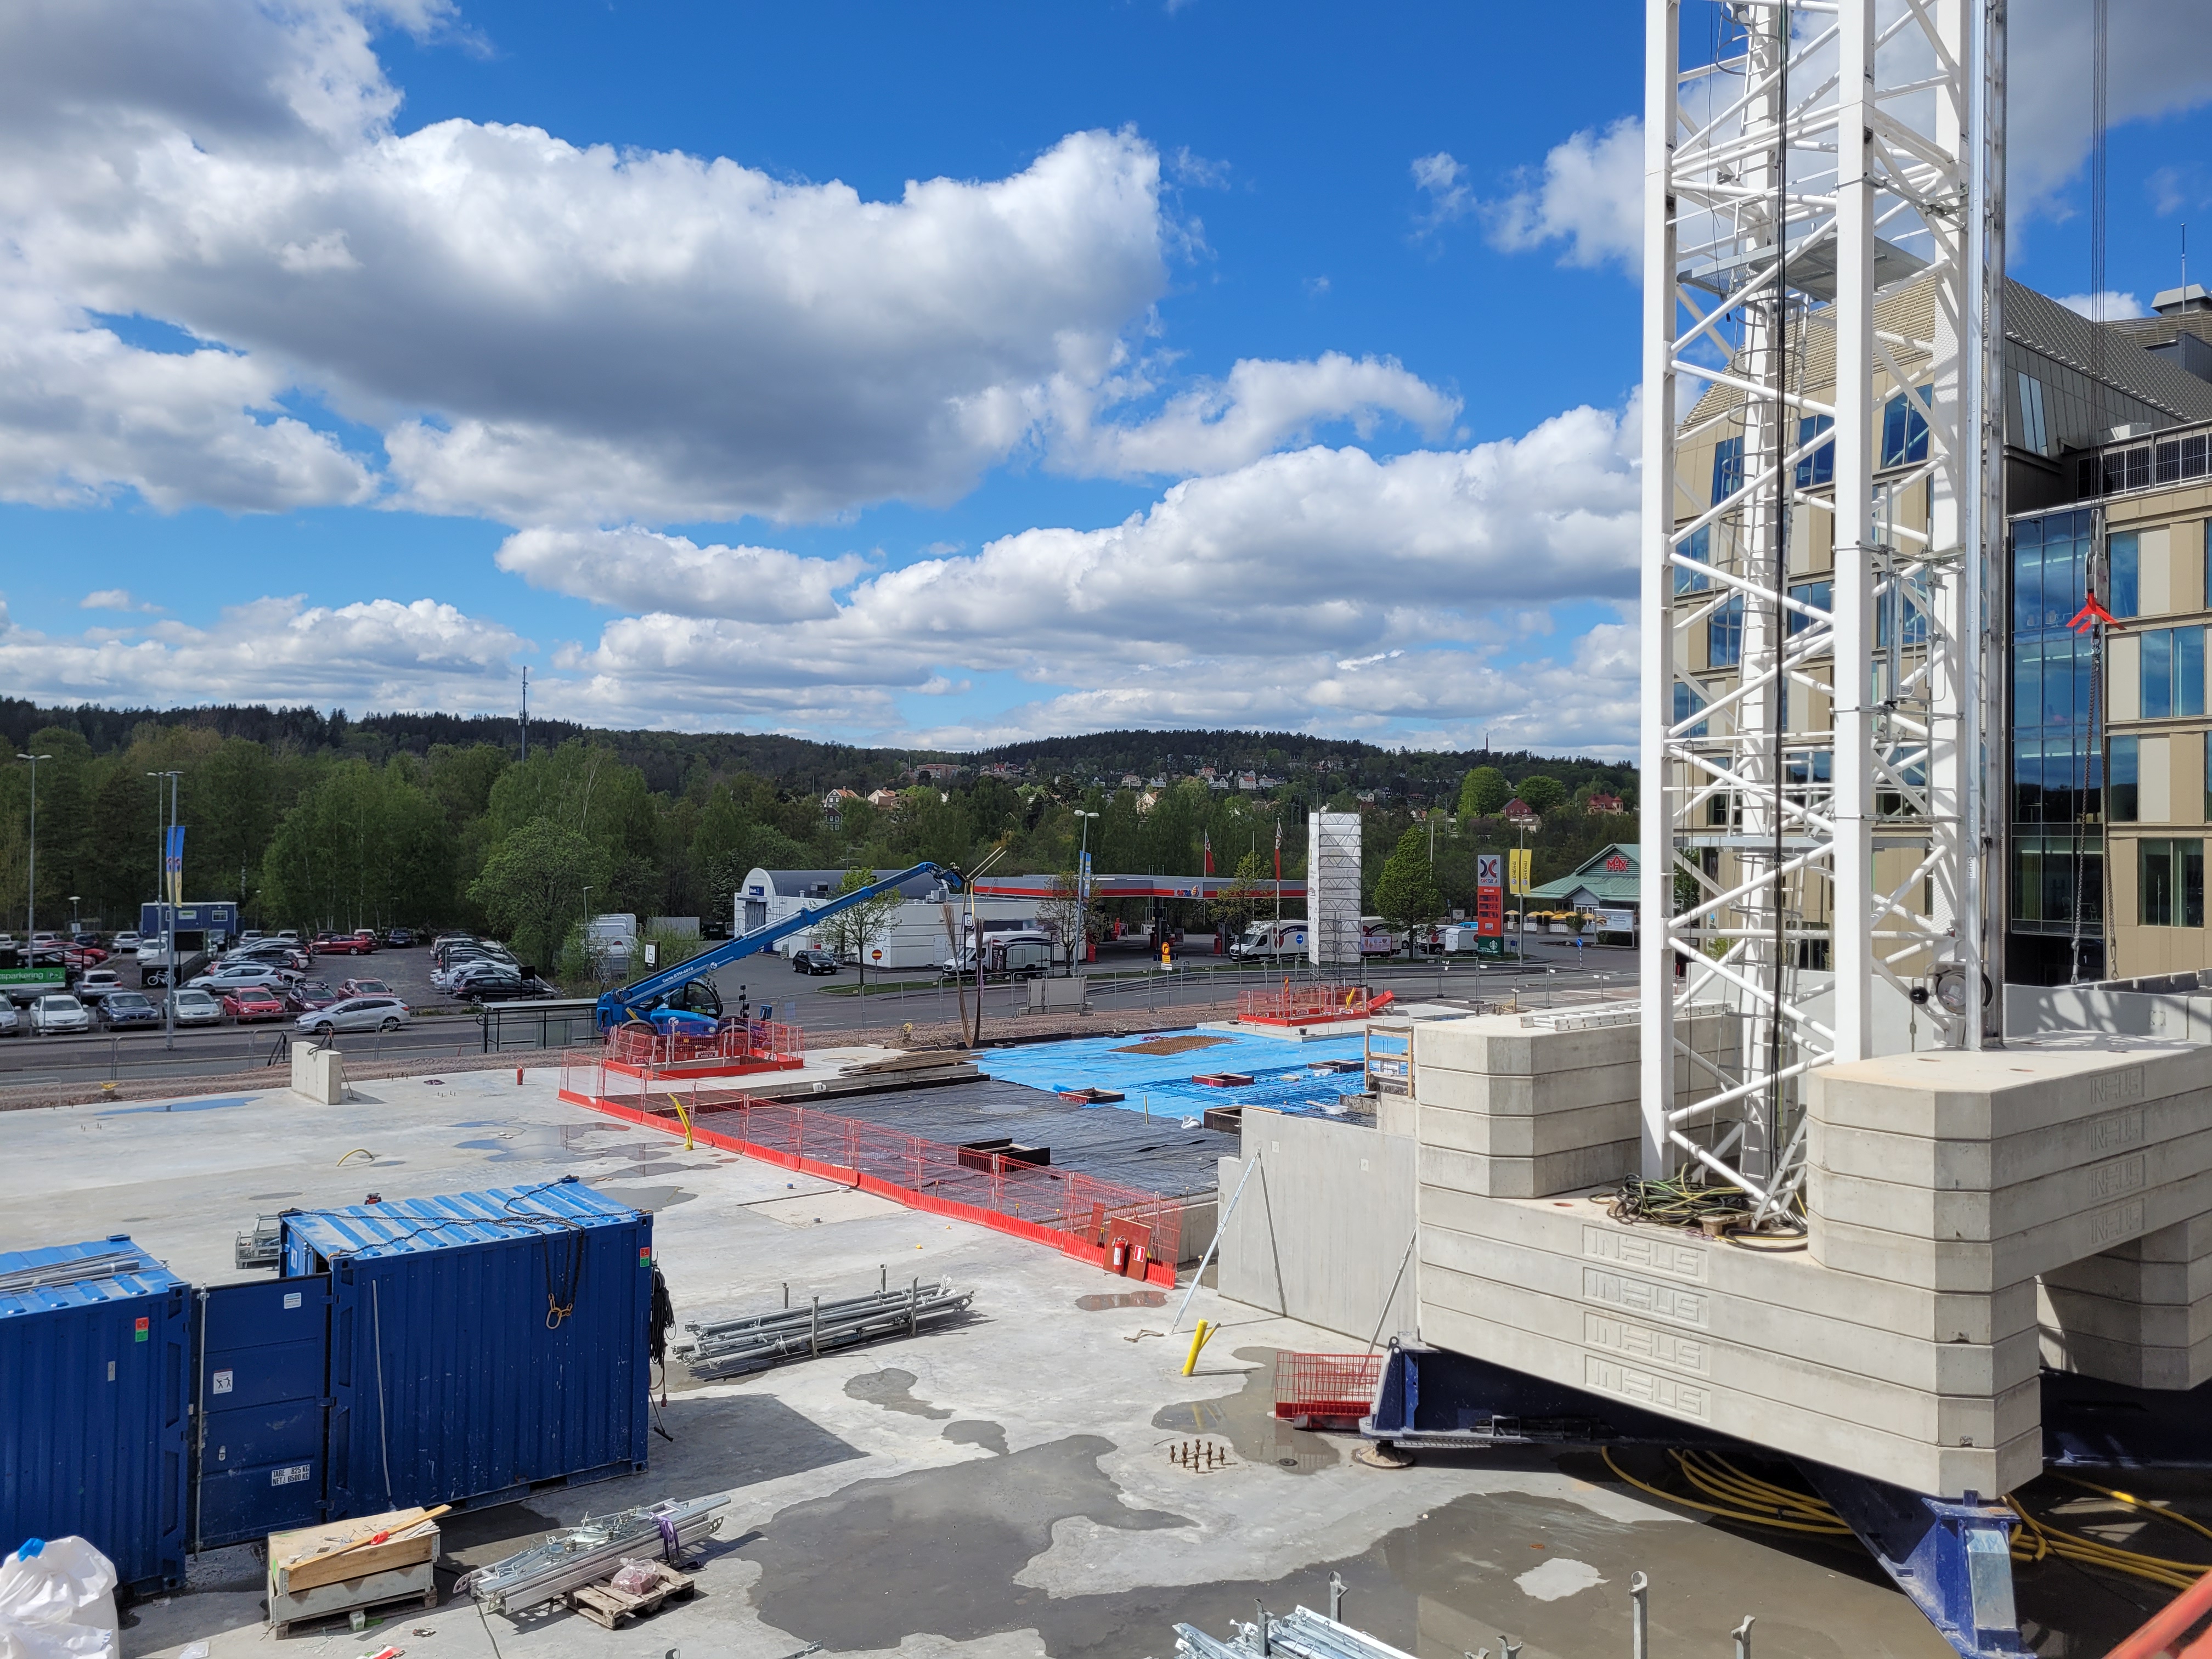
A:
[
  {"left": 678, "top": 1279, "right": 975, "bottom": 1378},
  {"left": 1171, "top": 1604, "right": 1443, "bottom": 1659},
  {"left": 456, "top": 1496, "right": 726, "bottom": 1618}
]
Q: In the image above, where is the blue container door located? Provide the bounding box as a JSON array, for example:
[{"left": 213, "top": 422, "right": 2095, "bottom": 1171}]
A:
[{"left": 191, "top": 1277, "right": 330, "bottom": 1550}]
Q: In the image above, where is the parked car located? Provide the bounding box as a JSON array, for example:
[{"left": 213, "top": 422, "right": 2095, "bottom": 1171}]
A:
[
  {"left": 296, "top": 995, "right": 410, "bottom": 1036},
  {"left": 338, "top": 978, "right": 395, "bottom": 998},
  {"left": 60, "top": 945, "right": 107, "bottom": 970},
  {"left": 185, "top": 963, "right": 291, "bottom": 996},
  {"left": 112, "top": 930, "right": 142, "bottom": 953},
  {"left": 231, "top": 944, "right": 310, "bottom": 973},
  {"left": 0, "top": 999, "right": 18, "bottom": 1036},
  {"left": 222, "top": 986, "right": 290, "bottom": 1022},
  {"left": 238, "top": 929, "right": 265, "bottom": 945},
  {"left": 95, "top": 990, "right": 161, "bottom": 1030},
  {"left": 349, "top": 929, "right": 379, "bottom": 952},
  {"left": 283, "top": 979, "right": 343, "bottom": 1012},
  {"left": 792, "top": 949, "right": 842, "bottom": 975},
  {"left": 275, "top": 929, "right": 302, "bottom": 944},
  {"left": 459, "top": 972, "right": 552, "bottom": 1004},
  {"left": 74, "top": 968, "right": 125, "bottom": 1002},
  {"left": 385, "top": 927, "right": 416, "bottom": 947},
  {"left": 313, "top": 931, "right": 374, "bottom": 956},
  {"left": 166, "top": 988, "right": 224, "bottom": 1026},
  {"left": 29, "top": 994, "right": 91, "bottom": 1035}
]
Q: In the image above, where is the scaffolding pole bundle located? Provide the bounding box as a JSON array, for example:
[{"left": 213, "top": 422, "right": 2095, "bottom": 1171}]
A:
[{"left": 679, "top": 1278, "right": 976, "bottom": 1378}]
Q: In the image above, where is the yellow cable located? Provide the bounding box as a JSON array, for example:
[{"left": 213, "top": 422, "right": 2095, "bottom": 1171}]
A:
[
  {"left": 1598, "top": 1447, "right": 1853, "bottom": 1536},
  {"left": 2052, "top": 1473, "right": 2212, "bottom": 1551}
]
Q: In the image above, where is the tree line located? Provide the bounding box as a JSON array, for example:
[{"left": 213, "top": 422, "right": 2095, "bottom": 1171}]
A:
[{"left": 0, "top": 718, "right": 1633, "bottom": 966}]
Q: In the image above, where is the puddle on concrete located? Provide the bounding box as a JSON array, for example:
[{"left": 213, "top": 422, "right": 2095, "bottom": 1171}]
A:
[
  {"left": 246, "top": 1191, "right": 302, "bottom": 1202},
  {"left": 591, "top": 1183, "right": 696, "bottom": 1212},
  {"left": 456, "top": 1121, "right": 662, "bottom": 1164},
  {"left": 1150, "top": 1347, "right": 1342, "bottom": 1475},
  {"left": 1076, "top": 1290, "right": 1168, "bottom": 1311},
  {"left": 944, "top": 1419, "right": 1009, "bottom": 1456},
  {"left": 747, "top": 1470, "right": 1933, "bottom": 1659},
  {"left": 747, "top": 1435, "right": 1189, "bottom": 1653},
  {"left": 845, "top": 1367, "right": 953, "bottom": 1420}
]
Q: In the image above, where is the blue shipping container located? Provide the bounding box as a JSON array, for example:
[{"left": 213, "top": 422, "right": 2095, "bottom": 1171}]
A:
[
  {"left": 280, "top": 1178, "right": 652, "bottom": 1520},
  {"left": 0, "top": 1237, "right": 190, "bottom": 1596}
]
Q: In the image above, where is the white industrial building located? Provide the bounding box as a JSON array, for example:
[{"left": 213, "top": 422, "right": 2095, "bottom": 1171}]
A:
[{"left": 736, "top": 868, "right": 1043, "bottom": 970}]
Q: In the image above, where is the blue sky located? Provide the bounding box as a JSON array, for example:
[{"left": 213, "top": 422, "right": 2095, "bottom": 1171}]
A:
[{"left": 1, "top": 1, "right": 2208, "bottom": 753}]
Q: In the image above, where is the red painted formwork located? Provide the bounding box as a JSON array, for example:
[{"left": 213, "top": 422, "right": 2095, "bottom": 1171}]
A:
[
  {"left": 557, "top": 1051, "right": 1181, "bottom": 1284},
  {"left": 604, "top": 1017, "right": 805, "bottom": 1075},
  {"left": 1234, "top": 983, "right": 1393, "bottom": 1026}
]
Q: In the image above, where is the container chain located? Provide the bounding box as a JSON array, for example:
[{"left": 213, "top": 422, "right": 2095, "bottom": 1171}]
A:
[
  {"left": 678, "top": 1279, "right": 975, "bottom": 1378},
  {"left": 456, "top": 1494, "right": 728, "bottom": 1616}
]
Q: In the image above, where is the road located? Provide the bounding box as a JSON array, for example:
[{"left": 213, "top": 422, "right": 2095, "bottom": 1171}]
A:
[{"left": 0, "top": 936, "right": 1638, "bottom": 1094}]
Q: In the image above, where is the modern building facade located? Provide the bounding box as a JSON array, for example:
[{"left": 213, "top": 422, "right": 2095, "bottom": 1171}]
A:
[{"left": 1670, "top": 276, "right": 2212, "bottom": 992}]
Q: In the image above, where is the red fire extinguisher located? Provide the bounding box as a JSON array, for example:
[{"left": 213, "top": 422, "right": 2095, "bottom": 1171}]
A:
[{"left": 1111, "top": 1238, "right": 1128, "bottom": 1273}]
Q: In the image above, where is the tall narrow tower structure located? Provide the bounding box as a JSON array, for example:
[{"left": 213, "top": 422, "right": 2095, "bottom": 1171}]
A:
[{"left": 1638, "top": 1, "right": 2007, "bottom": 1220}]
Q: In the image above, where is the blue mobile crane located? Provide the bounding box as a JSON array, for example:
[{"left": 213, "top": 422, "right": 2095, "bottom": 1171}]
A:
[{"left": 592, "top": 861, "right": 964, "bottom": 1034}]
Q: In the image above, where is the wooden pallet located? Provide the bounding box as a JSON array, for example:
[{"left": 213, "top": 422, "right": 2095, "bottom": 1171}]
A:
[
  {"left": 270, "top": 1584, "right": 437, "bottom": 1639},
  {"left": 567, "top": 1561, "right": 698, "bottom": 1629}
]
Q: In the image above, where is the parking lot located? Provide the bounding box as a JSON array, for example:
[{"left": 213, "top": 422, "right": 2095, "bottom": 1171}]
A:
[{"left": 0, "top": 932, "right": 1635, "bottom": 1095}]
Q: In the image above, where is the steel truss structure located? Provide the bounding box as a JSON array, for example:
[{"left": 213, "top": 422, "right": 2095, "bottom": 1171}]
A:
[{"left": 1638, "top": 0, "right": 2006, "bottom": 1220}]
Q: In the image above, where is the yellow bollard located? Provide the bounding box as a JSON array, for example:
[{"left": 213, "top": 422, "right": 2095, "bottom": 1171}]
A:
[
  {"left": 669, "top": 1093, "right": 694, "bottom": 1151},
  {"left": 1182, "top": 1318, "right": 1215, "bottom": 1376}
]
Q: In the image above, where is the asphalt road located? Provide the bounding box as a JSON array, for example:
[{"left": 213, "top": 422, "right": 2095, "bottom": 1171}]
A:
[{"left": 0, "top": 935, "right": 1637, "bottom": 1093}]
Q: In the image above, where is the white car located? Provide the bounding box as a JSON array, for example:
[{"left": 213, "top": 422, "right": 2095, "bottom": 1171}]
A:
[
  {"left": 185, "top": 963, "right": 291, "bottom": 996},
  {"left": 30, "top": 994, "right": 91, "bottom": 1035},
  {"left": 0, "top": 1000, "right": 18, "bottom": 1037},
  {"left": 166, "top": 988, "right": 224, "bottom": 1026},
  {"left": 112, "top": 930, "right": 143, "bottom": 953},
  {"left": 296, "top": 995, "right": 410, "bottom": 1036},
  {"left": 238, "top": 929, "right": 265, "bottom": 945},
  {"left": 75, "top": 968, "right": 124, "bottom": 1002}
]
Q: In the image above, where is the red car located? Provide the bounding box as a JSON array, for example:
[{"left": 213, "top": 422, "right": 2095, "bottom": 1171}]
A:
[
  {"left": 312, "top": 933, "right": 373, "bottom": 956},
  {"left": 284, "top": 979, "right": 343, "bottom": 1012},
  {"left": 221, "top": 986, "right": 289, "bottom": 1022},
  {"left": 338, "top": 978, "right": 396, "bottom": 998}
]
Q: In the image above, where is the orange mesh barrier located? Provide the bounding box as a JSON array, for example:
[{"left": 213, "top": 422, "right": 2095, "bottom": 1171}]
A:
[{"left": 1272, "top": 1351, "right": 1386, "bottom": 1421}]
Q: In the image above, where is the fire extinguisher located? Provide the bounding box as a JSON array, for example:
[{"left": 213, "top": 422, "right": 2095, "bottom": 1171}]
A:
[{"left": 1111, "top": 1238, "right": 1128, "bottom": 1273}]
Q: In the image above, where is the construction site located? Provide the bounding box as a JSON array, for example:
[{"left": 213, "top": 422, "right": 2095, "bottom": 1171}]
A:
[{"left": 16, "top": 4, "right": 2212, "bottom": 1659}]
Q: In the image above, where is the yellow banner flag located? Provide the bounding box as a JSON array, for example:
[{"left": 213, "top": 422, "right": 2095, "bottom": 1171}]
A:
[{"left": 1508, "top": 848, "right": 1532, "bottom": 896}]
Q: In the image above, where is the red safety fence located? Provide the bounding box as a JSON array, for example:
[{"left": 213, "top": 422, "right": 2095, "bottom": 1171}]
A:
[
  {"left": 557, "top": 1052, "right": 1181, "bottom": 1283},
  {"left": 2107, "top": 1564, "right": 2212, "bottom": 1659},
  {"left": 1273, "top": 1352, "right": 1386, "bottom": 1423},
  {"left": 604, "top": 1017, "right": 804, "bottom": 1068},
  {"left": 1235, "top": 983, "right": 1387, "bottom": 1025}
]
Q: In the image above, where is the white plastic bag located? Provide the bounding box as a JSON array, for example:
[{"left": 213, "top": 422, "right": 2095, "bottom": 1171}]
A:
[{"left": 0, "top": 1537, "right": 120, "bottom": 1659}]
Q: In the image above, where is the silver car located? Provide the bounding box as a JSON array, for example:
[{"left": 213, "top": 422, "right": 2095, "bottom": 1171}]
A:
[
  {"left": 0, "top": 999, "right": 18, "bottom": 1037},
  {"left": 30, "top": 994, "right": 91, "bottom": 1035},
  {"left": 186, "top": 963, "right": 291, "bottom": 996},
  {"left": 167, "top": 988, "right": 224, "bottom": 1026},
  {"left": 296, "top": 995, "right": 410, "bottom": 1036}
]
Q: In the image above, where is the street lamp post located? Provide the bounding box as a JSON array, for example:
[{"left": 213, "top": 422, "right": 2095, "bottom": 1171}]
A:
[
  {"left": 69, "top": 896, "right": 80, "bottom": 936},
  {"left": 16, "top": 753, "right": 50, "bottom": 944},
  {"left": 1072, "top": 810, "right": 1100, "bottom": 976},
  {"left": 149, "top": 771, "right": 182, "bottom": 1048}
]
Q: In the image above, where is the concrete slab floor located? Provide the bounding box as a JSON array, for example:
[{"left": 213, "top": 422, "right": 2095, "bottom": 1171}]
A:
[{"left": 0, "top": 1070, "right": 2186, "bottom": 1658}]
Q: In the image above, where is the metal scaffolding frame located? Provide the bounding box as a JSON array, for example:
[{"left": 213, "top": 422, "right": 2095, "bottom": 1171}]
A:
[{"left": 1638, "top": 0, "right": 2006, "bottom": 1220}]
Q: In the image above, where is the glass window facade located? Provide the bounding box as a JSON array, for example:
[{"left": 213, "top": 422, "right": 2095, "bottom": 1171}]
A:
[
  {"left": 2109, "top": 531, "right": 2138, "bottom": 618},
  {"left": 1881, "top": 384, "right": 1933, "bottom": 467},
  {"left": 2011, "top": 511, "right": 2106, "bottom": 938},
  {"left": 1712, "top": 438, "right": 1743, "bottom": 507},
  {"left": 2109, "top": 735, "right": 2138, "bottom": 822},
  {"left": 1708, "top": 592, "right": 1744, "bottom": 668},
  {"left": 2140, "top": 839, "right": 2206, "bottom": 928},
  {"left": 1676, "top": 524, "right": 1711, "bottom": 594},
  {"left": 1787, "top": 578, "right": 1830, "bottom": 637},
  {"left": 1795, "top": 416, "right": 1835, "bottom": 487},
  {"left": 2140, "top": 626, "right": 2207, "bottom": 719}
]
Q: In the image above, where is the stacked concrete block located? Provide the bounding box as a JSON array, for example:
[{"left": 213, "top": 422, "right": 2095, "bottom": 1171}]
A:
[
  {"left": 1411, "top": 1030, "right": 2212, "bottom": 1498},
  {"left": 2039, "top": 1215, "right": 2212, "bottom": 1389},
  {"left": 1410, "top": 1012, "right": 1730, "bottom": 1198},
  {"left": 1807, "top": 1040, "right": 2212, "bottom": 1294}
]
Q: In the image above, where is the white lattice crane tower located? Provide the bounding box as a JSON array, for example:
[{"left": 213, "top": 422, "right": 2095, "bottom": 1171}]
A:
[{"left": 1638, "top": 0, "right": 2007, "bottom": 1220}]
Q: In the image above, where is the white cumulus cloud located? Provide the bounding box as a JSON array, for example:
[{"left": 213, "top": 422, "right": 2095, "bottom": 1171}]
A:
[
  {"left": 0, "top": 591, "right": 525, "bottom": 710},
  {"left": 1481, "top": 117, "right": 1642, "bottom": 272},
  {"left": 495, "top": 526, "right": 867, "bottom": 621}
]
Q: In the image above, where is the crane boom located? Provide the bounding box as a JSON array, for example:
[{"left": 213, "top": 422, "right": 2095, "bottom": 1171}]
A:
[{"left": 592, "top": 861, "right": 964, "bottom": 1032}]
